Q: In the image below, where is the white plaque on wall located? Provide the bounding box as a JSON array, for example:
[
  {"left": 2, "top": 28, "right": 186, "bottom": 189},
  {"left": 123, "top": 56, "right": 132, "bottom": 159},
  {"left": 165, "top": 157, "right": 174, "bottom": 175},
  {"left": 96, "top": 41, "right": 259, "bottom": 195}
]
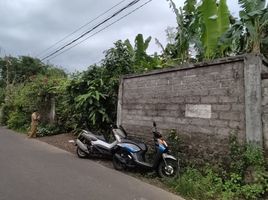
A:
[{"left": 185, "top": 104, "right": 211, "bottom": 119}]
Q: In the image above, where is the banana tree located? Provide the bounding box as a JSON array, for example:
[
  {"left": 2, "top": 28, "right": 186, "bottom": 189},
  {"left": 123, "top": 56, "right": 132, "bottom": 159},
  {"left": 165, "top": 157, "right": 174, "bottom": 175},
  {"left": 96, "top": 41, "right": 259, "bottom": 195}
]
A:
[
  {"left": 220, "top": 0, "right": 268, "bottom": 55},
  {"left": 166, "top": 0, "right": 230, "bottom": 61},
  {"left": 125, "top": 34, "right": 151, "bottom": 64},
  {"left": 164, "top": 0, "right": 200, "bottom": 64},
  {"left": 124, "top": 34, "right": 160, "bottom": 72},
  {"left": 134, "top": 34, "right": 152, "bottom": 62},
  {"left": 200, "top": 0, "right": 230, "bottom": 58}
]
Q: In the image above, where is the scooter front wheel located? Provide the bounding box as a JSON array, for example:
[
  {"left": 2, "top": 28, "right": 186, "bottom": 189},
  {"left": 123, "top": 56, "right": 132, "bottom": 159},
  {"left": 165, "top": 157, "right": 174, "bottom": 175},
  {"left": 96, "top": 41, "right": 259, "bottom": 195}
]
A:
[
  {"left": 158, "top": 158, "right": 179, "bottom": 178},
  {"left": 113, "top": 150, "right": 129, "bottom": 171},
  {"left": 113, "top": 153, "right": 125, "bottom": 171}
]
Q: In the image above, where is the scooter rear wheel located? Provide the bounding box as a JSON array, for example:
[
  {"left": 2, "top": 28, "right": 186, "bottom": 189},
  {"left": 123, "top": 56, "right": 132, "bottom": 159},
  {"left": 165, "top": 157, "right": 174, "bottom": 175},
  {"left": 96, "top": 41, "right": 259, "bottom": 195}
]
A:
[
  {"left": 158, "top": 158, "right": 179, "bottom": 178},
  {"left": 76, "top": 147, "right": 87, "bottom": 158}
]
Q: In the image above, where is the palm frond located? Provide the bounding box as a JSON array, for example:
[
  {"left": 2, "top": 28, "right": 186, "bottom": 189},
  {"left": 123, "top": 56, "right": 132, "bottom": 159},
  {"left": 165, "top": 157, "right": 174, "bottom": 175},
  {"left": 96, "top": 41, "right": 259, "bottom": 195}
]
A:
[{"left": 238, "top": 0, "right": 266, "bottom": 13}]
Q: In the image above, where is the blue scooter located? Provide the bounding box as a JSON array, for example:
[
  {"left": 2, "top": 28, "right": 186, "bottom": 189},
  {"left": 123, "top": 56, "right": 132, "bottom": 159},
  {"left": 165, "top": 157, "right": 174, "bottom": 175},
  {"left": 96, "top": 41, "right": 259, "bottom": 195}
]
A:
[{"left": 112, "top": 122, "right": 179, "bottom": 178}]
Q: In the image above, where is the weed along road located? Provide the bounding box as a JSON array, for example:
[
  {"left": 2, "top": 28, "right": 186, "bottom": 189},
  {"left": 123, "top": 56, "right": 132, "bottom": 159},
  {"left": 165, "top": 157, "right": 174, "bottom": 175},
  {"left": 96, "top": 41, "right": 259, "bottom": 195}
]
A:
[{"left": 0, "top": 127, "right": 183, "bottom": 200}]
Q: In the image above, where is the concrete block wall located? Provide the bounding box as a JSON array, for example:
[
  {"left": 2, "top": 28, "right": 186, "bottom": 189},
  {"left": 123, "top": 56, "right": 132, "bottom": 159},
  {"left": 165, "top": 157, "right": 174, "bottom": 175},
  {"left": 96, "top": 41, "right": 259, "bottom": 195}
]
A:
[
  {"left": 117, "top": 54, "right": 267, "bottom": 159},
  {"left": 262, "top": 76, "right": 268, "bottom": 150},
  {"left": 117, "top": 56, "right": 248, "bottom": 158}
]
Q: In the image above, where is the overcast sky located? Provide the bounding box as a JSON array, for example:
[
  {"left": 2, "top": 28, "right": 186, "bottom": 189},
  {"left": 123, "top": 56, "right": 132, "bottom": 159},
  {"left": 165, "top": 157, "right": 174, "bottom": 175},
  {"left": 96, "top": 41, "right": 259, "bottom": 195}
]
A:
[{"left": 0, "top": 0, "right": 241, "bottom": 72}]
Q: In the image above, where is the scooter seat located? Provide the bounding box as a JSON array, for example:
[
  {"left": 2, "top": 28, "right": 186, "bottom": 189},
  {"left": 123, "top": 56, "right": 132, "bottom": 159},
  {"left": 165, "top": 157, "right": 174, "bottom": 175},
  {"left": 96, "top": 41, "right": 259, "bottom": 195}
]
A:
[
  {"left": 137, "top": 143, "right": 147, "bottom": 152},
  {"left": 121, "top": 139, "right": 148, "bottom": 152},
  {"left": 95, "top": 135, "right": 106, "bottom": 142}
]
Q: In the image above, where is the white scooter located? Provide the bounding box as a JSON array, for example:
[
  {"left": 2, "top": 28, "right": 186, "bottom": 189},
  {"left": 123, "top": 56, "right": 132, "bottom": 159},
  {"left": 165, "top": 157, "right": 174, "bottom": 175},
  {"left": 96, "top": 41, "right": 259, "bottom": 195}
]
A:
[{"left": 75, "top": 125, "right": 127, "bottom": 159}]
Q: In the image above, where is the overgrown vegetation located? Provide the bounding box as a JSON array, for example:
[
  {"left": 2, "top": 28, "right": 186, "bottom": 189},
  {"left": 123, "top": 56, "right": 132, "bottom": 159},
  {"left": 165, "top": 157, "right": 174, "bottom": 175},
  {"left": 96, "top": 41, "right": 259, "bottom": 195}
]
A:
[
  {"left": 0, "top": 56, "right": 67, "bottom": 132},
  {"left": 0, "top": 36, "right": 160, "bottom": 134},
  {"left": 167, "top": 133, "right": 268, "bottom": 200}
]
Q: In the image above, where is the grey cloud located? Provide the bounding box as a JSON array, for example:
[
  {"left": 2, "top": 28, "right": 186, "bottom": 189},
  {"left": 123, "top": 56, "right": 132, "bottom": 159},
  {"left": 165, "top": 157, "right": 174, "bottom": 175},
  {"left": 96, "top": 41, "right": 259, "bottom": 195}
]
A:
[{"left": 0, "top": 0, "right": 240, "bottom": 72}]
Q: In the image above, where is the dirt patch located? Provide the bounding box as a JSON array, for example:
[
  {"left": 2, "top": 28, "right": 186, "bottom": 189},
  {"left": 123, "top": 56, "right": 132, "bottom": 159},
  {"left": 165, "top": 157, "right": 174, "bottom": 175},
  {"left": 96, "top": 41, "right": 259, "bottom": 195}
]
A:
[{"left": 38, "top": 133, "right": 77, "bottom": 154}]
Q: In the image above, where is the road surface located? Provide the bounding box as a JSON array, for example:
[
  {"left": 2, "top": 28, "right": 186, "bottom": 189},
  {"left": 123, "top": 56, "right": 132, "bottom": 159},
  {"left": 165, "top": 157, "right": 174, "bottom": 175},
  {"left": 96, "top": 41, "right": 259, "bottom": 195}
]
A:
[{"left": 0, "top": 127, "right": 183, "bottom": 200}]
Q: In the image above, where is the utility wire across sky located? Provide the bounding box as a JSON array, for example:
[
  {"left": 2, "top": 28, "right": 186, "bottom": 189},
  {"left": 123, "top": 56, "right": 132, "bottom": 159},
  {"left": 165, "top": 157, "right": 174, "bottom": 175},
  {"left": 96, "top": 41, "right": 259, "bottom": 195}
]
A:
[
  {"left": 47, "top": 0, "right": 153, "bottom": 61},
  {"left": 40, "top": 0, "right": 152, "bottom": 61},
  {"left": 36, "top": 0, "right": 129, "bottom": 58},
  {"left": 40, "top": 0, "right": 142, "bottom": 61}
]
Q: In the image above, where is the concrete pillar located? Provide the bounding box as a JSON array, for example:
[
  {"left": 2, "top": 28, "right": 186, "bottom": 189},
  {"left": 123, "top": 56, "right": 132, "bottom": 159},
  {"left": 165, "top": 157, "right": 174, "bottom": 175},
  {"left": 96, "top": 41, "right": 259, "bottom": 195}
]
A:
[
  {"left": 261, "top": 75, "right": 268, "bottom": 150},
  {"left": 244, "top": 54, "right": 263, "bottom": 146},
  {"left": 49, "top": 97, "right": 55, "bottom": 124},
  {"left": 116, "top": 78, "right": 123, "bottom": 126}
]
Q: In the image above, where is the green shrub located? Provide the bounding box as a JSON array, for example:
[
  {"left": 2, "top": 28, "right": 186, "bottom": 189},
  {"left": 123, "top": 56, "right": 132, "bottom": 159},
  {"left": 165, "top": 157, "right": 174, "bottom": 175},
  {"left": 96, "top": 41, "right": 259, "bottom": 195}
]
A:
[
  {"left": 7, "top": 111, "right": 29, "bottom": 131},
  {"left": 244, "top": 144, "right": 266, "bottom": 167},
  {"left": 168, "top": 134, "right": 268, "bottom": 200},
  {"left": 166, "top": 129, "right": 188, "bottom": 168},
  {"left": 228, "top": 133, "right": 246, "bottom": 175},
  {"left": 168, "top": 167, "right": 223, "bottom": 199},
  {"left": 0, "top": 104, "right": 12, "bottom": 125},
  {"left": 227, "top": 135, "right": 268, "bottom": 199},
  {"left": 241, "top": 183, "right": 266, "bottom": 200},
  {"left": 166, "top": 129, "right": 181, "bottom": 157},
  {"left": 37, "top": 124, "right": 60, "bottom": 137},
  {"left": 0, "top": 87, "right": 5, "bottom": 105}
]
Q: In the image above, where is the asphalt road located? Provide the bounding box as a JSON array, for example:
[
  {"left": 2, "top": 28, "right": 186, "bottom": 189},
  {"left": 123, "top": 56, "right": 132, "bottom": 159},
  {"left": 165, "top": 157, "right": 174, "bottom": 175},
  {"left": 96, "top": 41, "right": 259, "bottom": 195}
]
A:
[{"left": 0, "top": 127, "right": 183, "bottom": 200}]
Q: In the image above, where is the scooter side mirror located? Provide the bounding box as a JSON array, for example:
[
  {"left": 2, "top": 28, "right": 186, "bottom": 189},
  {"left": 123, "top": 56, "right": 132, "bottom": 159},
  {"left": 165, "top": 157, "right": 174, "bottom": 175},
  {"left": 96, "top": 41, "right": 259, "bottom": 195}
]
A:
[
  {"left": 110, "top": 124, "right": 118, "bottom": 129},
  {"left": 82, "top": 122, "right": 90, "bottom": 131}
]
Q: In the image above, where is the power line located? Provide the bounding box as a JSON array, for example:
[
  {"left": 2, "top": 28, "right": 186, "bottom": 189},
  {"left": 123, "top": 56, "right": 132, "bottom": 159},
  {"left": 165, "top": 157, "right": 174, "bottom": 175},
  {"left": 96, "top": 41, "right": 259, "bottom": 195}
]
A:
[
  {"left": 36, "top": 0, "right": 129, "bottom": 58},
  {"left": 41, "top": 0, "right": 142, "bottom": 61},
  {"left": 41, "top": 0, "right": 141, "bottom": 61},
  {"left": 47, "top": 0, "right": 153, "bottom": 61}
]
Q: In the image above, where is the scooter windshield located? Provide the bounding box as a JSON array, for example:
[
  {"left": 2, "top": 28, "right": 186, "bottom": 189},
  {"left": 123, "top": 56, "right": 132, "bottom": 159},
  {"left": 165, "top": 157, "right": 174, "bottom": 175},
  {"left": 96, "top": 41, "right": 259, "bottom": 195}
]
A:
[{"left": 113, "top": 128, "right": 126, "bottom": 138}]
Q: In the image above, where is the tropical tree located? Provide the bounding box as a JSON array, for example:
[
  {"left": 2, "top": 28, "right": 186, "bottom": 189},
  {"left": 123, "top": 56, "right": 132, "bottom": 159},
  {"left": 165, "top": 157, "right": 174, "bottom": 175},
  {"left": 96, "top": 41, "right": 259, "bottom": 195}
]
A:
[
  {"left": 62, "top": 41, "right": 135, "bottom": 132},
  {"left": 165, "top": 0, "right": 196, "bottom": 63},
  {"left": 125, "top": 34, "right": 160, "bottom": 72},
  {"left": 0, "top": 55, "right": 67, "bottom": 129},
  {"left": 200, "top": 0, "right": 230, "bottom": 58},
  {"left": 0, "top": 71, "right": 67, "bottom": 129},
  {"left": 133, "top": 34, "right": 152, "bottom": 66},
  {"left": 52, "top": 36, "right": 161, "bottom": 133},
  {"left": 62, "top": 66, "right": 112, "bottom": 132},
  {"left": 102, "top": 40, "right": 134, "bottom": 76},
  {"left": 220, "top": 0, "right": 268, "bottom": 56},
  {"left": 0, "top": 56, "right": 47, "bottom": 86},
  {"left": 166, "top": 0, "right": 231, "bottom": 61}
]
